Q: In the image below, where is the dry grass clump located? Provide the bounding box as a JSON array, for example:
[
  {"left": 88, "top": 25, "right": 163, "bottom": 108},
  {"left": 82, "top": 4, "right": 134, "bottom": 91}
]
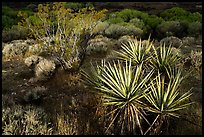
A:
[
  {"left": 190, "top": 50, "right": 202, "bottom": 72},
  {"left": 53, "top": 112, "right": 78, "bottom": 135},
  {"left": 2, "top": 104, "right": 53, "bottom": 135}
]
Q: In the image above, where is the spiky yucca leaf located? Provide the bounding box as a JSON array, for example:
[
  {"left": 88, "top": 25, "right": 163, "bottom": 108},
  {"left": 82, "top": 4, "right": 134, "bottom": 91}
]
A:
[
  {"left": 149, "top": 43, "right": 180, "bottom": 77},
  {"left": 96, "top": 60, "right": 154, "bottom": 106},
  {"left": 143, "top": 70, "right": 193, "bottom": 135},
  {"left": 80, "top": 60, "right": 105, "bottom": 88},
  {"left": 115, "top": 38, "right": 154, "bottom": 66},
  {"left": 89, "top": 60, "right": 154, "bottom": 134},
  {"left": 145, "top": 70, "right": 193, "bottom": 118}
]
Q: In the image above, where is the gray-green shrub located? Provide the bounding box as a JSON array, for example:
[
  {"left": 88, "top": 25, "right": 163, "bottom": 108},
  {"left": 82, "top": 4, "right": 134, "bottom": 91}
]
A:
[
  {"left": 2, "top": 25, "right": 29, "bottom": 42},
  {"left": 187, "top": 21, "right": 202, "bottom": 37},
  {"left": 105, "top": 24, "right": 143, "bottom": 39},
  {"left": 156, "top": 21, "right": 184, "bottom": 39},
  {"left": 129, "top": 18, "right": 145, "bottom": 29}
]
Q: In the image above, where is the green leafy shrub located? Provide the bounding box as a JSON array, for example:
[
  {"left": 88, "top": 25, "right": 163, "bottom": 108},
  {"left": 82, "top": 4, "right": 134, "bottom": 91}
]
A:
[
  {"left": 18, "top": 2, "right": 107, "bottom": 71},
  {"left": 107, "top": 17, "right": 124, "bottom": 24},
  {"left": 105, "top": 24, "right": 143, "bottom": 39},
  {"left": 26, "top": 3, "right": 38, "bottom": 11},
  {"left": 129, "top": 18, "right": 145, "bottom": 29},
  {"left": 2, "top": 25, "right": 29, "bottom": 42},
  {"left": 2, "top": 15, "right": 15, "bottom": 30},
  {"left": 188, "top": 12, "right": 202, "bottom": 22},
  {"left": 143, "top": 15, "right": 164, "bottom": 30},
  {"left": 64, "top": 2, "right": 84, "bottom": 10},
  {"left": 187, "top": 21, "right": 202, "bottom": 37},
  {"left": 2, "top": 6, "right": 22, "bottom": 30},
  {"left": 92, "top": 21, "right": 110, "bottom": 35},
  {"left": 117, "top": 9, "right": 149, "bottom": 22},
  {"left": 105, "top": 9, "right": 165, "bottom": 39},
  {"left": 156, "top": 21, "right": 185, "bottom": 39},
  {"left": 63, "top": 2, "right": 93, "bottom": 11},
  {"left": 2, "top": 6, "right": 18, "bottom": 18},
  {"left": 160, "top": 7, "right": 202, "bottom": 23},
  {"left": 160, "top": 7, "right": 189, "bottom": 21}
]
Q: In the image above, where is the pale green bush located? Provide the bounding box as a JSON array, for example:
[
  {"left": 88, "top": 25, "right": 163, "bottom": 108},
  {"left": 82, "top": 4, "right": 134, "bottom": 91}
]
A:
[
  {"left": 187, "top": 21, "right": 202, "bottom": 37},
  {"left": 105, "top": 24, "right": 143, "bottom": 39},
  {"left": 129, "top": 18, "right": 145, "bottom": 29},
  {"left": 2, "top": 25, "right": 29, "bottom": 42},
  {"left": 92, "top": 21, "right": 110, "bottom": 35},
  {"left": 156, "top": 21, "right": 184, "bottom": 39}
]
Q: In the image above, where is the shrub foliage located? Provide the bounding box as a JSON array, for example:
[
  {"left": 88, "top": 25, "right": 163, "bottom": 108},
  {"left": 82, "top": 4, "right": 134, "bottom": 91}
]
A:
[{"left": 18, "top": 2, "right": 107, "bottom": 70}]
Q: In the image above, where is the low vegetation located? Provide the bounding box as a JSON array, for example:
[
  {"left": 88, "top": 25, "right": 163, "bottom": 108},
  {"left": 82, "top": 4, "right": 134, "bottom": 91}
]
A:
[{"left": 2, "top": 2, "right": 202, "bottom": 135}]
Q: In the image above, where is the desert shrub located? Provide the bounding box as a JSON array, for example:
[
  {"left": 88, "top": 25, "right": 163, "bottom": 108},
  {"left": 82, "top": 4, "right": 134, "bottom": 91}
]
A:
[
  {"left": 2, "top": 6, "right": 18, "bottom": 18},
  {"left": 188, "top": 12, "right": 202, "bottom": 22},
  {"left": 160, "top": 7, "right": 202, "bottom": 23},
  {"left": 106, "top": 9, "right": 149, "bottom": 23},
  {"left": 118, "top": 35, "right": 134, "bottom": 44},
  {"left": 160, "top": 36, "right": 183, "bottom": 48},
  {"left": 105, "top": 24, "right": 143, "bottom": 39},
  {"left": 117, "top": 9, "right": 149, "bottom": 22},
  {"left": 18, "top": 2, "right": 107, "bottom": 71},
  {"left": 160, "top": 7, "right": 189, "bottom": 21},
  {"left": 129, "top": 18, "right": 145, "bottom": 29},
  {"left": 107, "top": 17, "right": 124, "bottom": 24},
  {"left": 187, "top": 21, "right": 202, "bottom": 37},
  {"left": 63, "top": 2, "right": 93, "bottom": 11},
  {"left": 63, "top": 2, "right": 84, "bottom": 11},
  {"left": 156, "top": 21, "right": 185, "bottom": 39},
  {"left": 23, "top": 86, "right": 47, "bottom": 103},
  {"left": 143, "top": 15, "right": 164, "bottom": 30},
  {"left": 2, "top": 104, "right": 53, "bottom": 135},
  {"left": 2, "top": 40, "right": 29, "bottom": 59},
  {"left": 2, "top": 25, "right": 29, "bottom": 42},
  {"left": 2, "top": 15, "right": 15, "bottom": 30},
  {"left": 86, "top": 36, "right": 111, "bottom": 55},
  {"left": 182, "top": 37, "right": 195, "bottom": 47},
  {"left": 142, "top": 15, "right": 164, "bottom": 38},
  {"left": 190, "top": 50, "right": 202, "bottom": 72},
  {"left": 26, "top": 3, "right": 38, "bottom": 11},
  {"left": 2, "top": 6, "right": 22, "bottom": 30},
  {"left": 92, "top": 21, "right": 110, "bottom": 35}
]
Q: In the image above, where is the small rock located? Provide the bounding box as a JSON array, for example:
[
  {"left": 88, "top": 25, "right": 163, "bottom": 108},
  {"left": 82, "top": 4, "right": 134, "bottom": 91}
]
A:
[{"left": 28, "top": 77, "right": 38, "bottom": 83}]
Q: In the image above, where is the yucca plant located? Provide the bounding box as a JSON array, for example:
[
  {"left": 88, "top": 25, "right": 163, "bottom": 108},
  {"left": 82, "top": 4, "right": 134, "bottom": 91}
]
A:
[
  {"left": 149, "top": 43, "right": 180, "bottom": 78},
  {"left": 144, "top": 70, "right": 193, "bottom": 135},
  {"left": 80, "top": 60, "right": 105, "bottom": 88},
  {"left": 114, "top": 37, "right": 154, "bottom": 67},
  {"left": 81, "top": 59, "right": 154, "bottom": 135}
]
